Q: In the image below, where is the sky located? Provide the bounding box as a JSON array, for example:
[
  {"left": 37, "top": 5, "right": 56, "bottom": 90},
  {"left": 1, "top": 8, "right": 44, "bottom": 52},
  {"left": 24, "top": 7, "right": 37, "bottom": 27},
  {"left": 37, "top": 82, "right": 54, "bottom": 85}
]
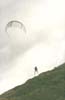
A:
[{"left": 0, "top": 0, "right": 65, "bottom": 94}]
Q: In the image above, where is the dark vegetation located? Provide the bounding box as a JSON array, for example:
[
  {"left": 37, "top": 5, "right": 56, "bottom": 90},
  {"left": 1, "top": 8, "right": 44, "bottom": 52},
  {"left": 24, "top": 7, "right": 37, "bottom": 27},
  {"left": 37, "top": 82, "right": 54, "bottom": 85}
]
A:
[{"left": 0, "top": 63, "right": 65, "bottom": 100}]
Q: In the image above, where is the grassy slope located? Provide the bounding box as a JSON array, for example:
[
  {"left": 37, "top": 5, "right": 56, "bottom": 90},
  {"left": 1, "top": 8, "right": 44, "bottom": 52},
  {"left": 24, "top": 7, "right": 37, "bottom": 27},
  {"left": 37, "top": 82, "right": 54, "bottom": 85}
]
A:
[{"left": 0, "top": 63, "right": 65, "bottom": 100}]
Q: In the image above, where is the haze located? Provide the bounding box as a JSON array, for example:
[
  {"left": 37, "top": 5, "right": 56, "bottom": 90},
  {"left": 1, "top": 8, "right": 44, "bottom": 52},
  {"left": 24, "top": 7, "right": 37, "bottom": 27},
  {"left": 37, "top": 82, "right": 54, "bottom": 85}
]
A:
[{"left": 0, "top": 0, "right": 65, "bottom": 94}]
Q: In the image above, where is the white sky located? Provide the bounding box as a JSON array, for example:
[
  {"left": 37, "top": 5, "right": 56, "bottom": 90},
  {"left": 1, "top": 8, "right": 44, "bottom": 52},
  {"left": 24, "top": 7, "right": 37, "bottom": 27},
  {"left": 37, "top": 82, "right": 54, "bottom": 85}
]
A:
[{"left": 0, "top": 0, "right": 65, "bottom": 94}]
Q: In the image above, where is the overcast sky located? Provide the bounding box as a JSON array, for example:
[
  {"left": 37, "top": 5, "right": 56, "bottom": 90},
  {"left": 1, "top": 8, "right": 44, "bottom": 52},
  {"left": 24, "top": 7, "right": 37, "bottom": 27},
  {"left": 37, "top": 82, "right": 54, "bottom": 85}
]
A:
[{"left": 0, "top": 0, "right": 65, "bottom": 94}]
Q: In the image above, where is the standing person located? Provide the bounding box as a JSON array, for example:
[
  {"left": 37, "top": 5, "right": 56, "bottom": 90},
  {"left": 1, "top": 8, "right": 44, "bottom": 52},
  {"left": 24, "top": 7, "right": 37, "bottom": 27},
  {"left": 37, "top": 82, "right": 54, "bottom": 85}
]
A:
[{"left": 34, "top": 66, "right": 38, "bottom": 76}]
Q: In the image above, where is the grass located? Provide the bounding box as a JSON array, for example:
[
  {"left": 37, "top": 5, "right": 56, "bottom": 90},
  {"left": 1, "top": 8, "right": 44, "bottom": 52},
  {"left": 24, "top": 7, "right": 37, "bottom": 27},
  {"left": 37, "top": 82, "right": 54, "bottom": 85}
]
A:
[{"left": 0, "top": 63, "right": 65, "bottom": 100}]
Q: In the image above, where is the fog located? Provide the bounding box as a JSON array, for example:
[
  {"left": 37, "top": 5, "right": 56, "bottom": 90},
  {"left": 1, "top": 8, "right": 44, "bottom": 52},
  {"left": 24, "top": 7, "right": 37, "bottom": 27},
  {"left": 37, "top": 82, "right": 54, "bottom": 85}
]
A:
[{"left": 0, "top": 0, "right": 65, "bottom": 94}]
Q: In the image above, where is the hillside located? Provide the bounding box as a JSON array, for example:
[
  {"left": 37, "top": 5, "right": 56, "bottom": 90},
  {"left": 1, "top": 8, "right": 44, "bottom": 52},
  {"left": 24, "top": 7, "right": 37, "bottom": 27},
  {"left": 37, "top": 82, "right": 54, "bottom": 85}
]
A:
[{"left": 0, "top": 63, "right": 65, "bottom": 100}]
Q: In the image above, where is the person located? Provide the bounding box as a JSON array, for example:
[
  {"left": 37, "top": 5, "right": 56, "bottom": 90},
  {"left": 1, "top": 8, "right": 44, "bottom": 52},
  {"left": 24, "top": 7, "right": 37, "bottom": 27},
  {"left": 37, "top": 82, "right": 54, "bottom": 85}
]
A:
[{"left": 34, "top": 66, "right": 38, "bottom": 75}]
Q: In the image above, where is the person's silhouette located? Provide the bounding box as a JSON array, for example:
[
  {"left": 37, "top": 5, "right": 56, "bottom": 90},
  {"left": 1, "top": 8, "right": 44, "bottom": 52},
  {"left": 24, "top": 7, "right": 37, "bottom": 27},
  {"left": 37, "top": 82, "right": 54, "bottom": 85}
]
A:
[{"left": 34, "top": 66, "right": 38, "bottom": 75}]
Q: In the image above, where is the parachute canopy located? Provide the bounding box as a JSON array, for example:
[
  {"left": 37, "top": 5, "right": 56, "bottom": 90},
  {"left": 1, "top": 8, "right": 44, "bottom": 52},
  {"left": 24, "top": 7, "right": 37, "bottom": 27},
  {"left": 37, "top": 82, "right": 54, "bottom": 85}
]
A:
[
  {"left": 5, "top": 20, "right": 26, "bottom": 33},
  {"left": 5, "top": 20, "right": 26, "bottom": 47}
]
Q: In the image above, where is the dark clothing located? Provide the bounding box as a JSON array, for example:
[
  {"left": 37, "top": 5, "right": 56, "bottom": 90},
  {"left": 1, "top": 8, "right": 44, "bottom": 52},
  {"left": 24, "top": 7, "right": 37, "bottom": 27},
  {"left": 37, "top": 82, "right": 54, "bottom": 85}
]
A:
[
  {"left": 35, "top": 67, "right": 38, "bottom": 71},
  {"left": 34, "top": 66, "right": 38, "bottom": 75}
]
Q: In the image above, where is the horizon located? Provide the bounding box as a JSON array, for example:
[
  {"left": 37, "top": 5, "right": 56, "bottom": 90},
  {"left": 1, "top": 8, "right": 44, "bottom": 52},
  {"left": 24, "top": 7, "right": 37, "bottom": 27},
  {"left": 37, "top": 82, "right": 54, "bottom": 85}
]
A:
[{"left": 0, "top": 0, "right": 65, "bottom": 94}]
